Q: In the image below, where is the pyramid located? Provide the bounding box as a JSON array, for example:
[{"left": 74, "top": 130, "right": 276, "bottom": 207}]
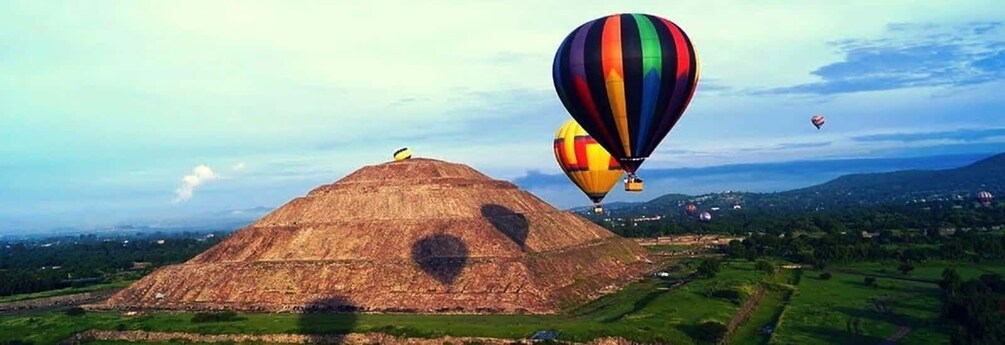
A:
[{"left": 103, "top": 158, "right": 649, "bottom": 314}]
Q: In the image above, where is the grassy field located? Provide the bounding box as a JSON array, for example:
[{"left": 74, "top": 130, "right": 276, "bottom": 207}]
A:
[
  {"left": 7, "top": 257, "right": 983, "bottom": 345},
  {"left": 644, "top": 244, "right": 700, "bottom": 252},
  {"left": 769, "top": 269, "right": 948, "bottom": 345},
  {"left": 0, "top": 259, "right": 780, "bottom": 345},
  {"left": 840, "top": 260, "right": 1005, "bottom": 282},
  {"left": 0, "top": 280, "right": 134, "bottom": 304}
]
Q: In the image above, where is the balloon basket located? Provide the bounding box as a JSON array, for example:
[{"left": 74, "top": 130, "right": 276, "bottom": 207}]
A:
[
  {"left": 625, "top": 180, "right": 644, "bottom": 192},
  {"left": 593, "top": 205, "right": 603, "bottom": 214}
]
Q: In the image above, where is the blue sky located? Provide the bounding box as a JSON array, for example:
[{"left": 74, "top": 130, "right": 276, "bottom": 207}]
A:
[{"left": 2, "top": 1, "right": 1004, "bottom": 233}]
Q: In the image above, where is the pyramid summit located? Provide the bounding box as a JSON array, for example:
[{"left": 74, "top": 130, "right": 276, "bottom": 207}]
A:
[{"left": 103, "top": 158, "right": 649, "bottom": 314}]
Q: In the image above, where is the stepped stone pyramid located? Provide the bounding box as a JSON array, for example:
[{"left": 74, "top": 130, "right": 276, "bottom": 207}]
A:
[{"left": 103, "top": 158, "right": 649, "bottom": 314}]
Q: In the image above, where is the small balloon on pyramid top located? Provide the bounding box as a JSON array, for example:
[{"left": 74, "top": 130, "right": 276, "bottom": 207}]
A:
[{"left": 394, "top": 147, "right": 413, "bottom": 161}]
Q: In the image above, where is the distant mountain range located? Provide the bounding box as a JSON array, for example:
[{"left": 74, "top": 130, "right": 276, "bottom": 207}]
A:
[
  {"left": 1, "top": 207, "right": 273, "bottom": 239},
  {"left": 580, "top": 152, "right": 1004, "bottom": 217}
]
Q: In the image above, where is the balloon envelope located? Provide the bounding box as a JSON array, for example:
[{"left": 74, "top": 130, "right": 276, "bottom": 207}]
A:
[
  {"left": 554, "top": 120, "right": 624, "bottom": 204},
  {"left": 699, "top": 211, "right": 712, "bottom": 221},
  {"left": 685, "top": 204, "right": 698, "bottom": 215},
  {"left": 811, "top": 115, "right": 825, "bottom": 129},
  {"left": 978, "top": 191, "right": 994, "bottom": 205},
  {"left": 553, "top": 13, "right": 700, "bottom": 174}
]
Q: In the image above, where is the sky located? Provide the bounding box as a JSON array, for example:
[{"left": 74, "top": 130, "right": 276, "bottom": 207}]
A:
[{"left": 2, "top": 1, "right": 1005, "bottom": 233}]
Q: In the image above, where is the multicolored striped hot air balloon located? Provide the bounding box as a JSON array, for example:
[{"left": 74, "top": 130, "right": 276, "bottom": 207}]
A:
[
  {"left": 554, "top": 119, "right": 624, "bottom": 213},
  {"left": 978, "top": 191, "right": 994, "bottom": 207},
  {"left": 811, "top": 115, "right": 825, "bottom": 130},
  {"left": 553, "top": 13, "right": 700, "bottom": 192}
]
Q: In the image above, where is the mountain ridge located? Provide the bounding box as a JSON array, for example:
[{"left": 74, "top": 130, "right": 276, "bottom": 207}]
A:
[{"left": 592, "top": 152, "right": 1004, "bottom": 216}]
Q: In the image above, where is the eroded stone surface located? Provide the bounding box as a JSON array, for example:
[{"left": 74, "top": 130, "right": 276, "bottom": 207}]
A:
[{"left": 101, "top": 158, "right": 648, "bottom": 314}]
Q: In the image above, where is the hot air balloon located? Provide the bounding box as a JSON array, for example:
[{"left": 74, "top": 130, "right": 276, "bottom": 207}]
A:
[
  {"left": 978, "top": 191, "right": 994, "bottom": 207},
  {"left": 811, "top": 115, "right": 825, "bottom": 130},
  {"left": 553, "top": 13, "right": 700, "bottom": 193},
  {"left": 685, "top": 204, "right": 698, "bottom": 216},
  {"left": 394, "top": 148, "right": 412, "bottom": 161},
  {"left": 554, "top": 119, "right": 624, "bottom": 213},
  {"left": 699, "top": 211, "right": 712, "bottom": 222}
]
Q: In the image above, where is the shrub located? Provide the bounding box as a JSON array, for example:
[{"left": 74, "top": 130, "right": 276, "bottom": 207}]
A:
[
  {"left": 191, "top": 311, "right": 240, "bottom": 323},
  {"left": 819, "top": 272, "right": 832, "bottom": 280},
  {"left": 755, "top": 260, "right": 776, "bottom": 274},
  {"left": 864, "top": 276, "right": 877, "bottom": 287},
  {"left": 697, "top": 259, "right": 721, "bottom": 278},
  {"left": 115, "top": 323, "right": 127, "bottom": 331},
  {"left": 694, "top": 320, "right": 728, "bottom": 343},
  {"left": 64, "top": 307, "right": 86, "bottom": 316},
  {"left": 708, "top": 288, "right": 744, "bottom": 303}
]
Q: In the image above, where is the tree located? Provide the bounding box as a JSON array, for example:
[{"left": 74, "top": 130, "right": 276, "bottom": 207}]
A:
[
  {"left": 755, "top": 260, "right": 776, "bottom": 275},
  {"left": 819, "top": 272, "right": 832, "bottom": 280},
  {"left": 899, "top": 263, "right": 915, "bottom": 276},
  {"left": 694, "top": 320, "right": 728, "bottom": 343},
  {"left": 940, "top": 268, "right": 962, "bottom": 296},
  {"left": 697, "top": 259, "right": 721, "bottom": 278},
  {"left": 864, "top": 276, "right": 877, "bottom": 287},
  {"left": 727, "top": 240, "right": 746, "bottom": 258}
]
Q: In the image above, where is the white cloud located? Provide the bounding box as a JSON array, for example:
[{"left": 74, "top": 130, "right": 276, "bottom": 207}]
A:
[
  {"left": 173, "top": 165, "right": 218, "bottom": 203},
  {"left": 232, "top": 162, "right": 246, "bottom": 172}
]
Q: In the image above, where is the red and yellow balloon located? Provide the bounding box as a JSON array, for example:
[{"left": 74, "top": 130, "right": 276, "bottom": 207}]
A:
[{"left": 554, "top": 119, "right": 624, "bottom": 213}]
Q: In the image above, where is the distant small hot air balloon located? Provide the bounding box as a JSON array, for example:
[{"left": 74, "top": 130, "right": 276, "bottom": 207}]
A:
[
  {"left": 811, "top": 115, "right": 825, "bottom": 130},
  {"left": 394, "top": 148, "right": 412, "bottom": 161},
  {"left": 554, "top": 120, "right": 624, "bottom": 213},
  {"left": 685, "top": 204, "right": 698, "bottom": 216},
  {"left": 699, "top": 211, "right": 712, "bottom": 222},
  {"left": 978, "top": 191, "right": 994, "bottom": 207}
]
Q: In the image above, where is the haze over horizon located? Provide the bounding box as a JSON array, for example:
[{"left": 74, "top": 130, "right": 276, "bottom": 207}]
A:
[{"left": 2, "top": 1, "right": 1004, "bottom": 233}]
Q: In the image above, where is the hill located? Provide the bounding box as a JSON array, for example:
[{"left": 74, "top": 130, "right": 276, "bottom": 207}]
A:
[{"left": 599, "top": 152, "right": 1004, "bottom": 217}]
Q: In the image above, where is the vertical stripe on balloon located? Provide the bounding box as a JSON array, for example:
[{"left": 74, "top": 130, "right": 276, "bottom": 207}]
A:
[
  {"left": 619, "top": 14, "right": 643, "bottom": 159},
  {"left": 601, "top": 15, "right": 631, "bottom": 156},
  {"left": 633, "top": 14, "right": 662, "bottom": 156},
  {"left": 645, "top": 18, "right": 694, "bottom": 154},
  {"left": 574, "top": 136, "right": 590, "bottom": 171},
  {"left": 569, "top": 22, "right": 621, "bottom": 158}
]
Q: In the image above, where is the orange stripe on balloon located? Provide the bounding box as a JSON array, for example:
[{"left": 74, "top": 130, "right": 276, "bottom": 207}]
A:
[{"left": 601, "top": 15, "right": 631, "bottom": 155}]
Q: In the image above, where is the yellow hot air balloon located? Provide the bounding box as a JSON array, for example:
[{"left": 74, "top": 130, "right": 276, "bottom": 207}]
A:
[
  {"left": 554, "top": 119, "right": 624, "bottom": 213},
  {"left": 394, "top": 147, "right": 412, "bottom": 161}
]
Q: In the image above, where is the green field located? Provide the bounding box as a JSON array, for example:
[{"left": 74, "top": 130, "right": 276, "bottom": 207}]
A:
[
  {"left": 0, "top": 259, "right": 782, "bottom": 345},
  {"left": 644, "top": 244, "right": 700, "bottom": 252},
  {"left": 7, "top": 258, "right": 991, "bottom": 345},
  {"left": 0, "top": 280, "right": 134, "bottom": 304},
  {"left": 839, "top": 260, "right": 1005, "bottom": 282},
  {"left": 769, "top": 269, "right": 948, "bottom": 345}
]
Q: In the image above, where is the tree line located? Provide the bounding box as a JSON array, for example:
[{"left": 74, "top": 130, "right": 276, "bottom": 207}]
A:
[{"left": 0, "top": 233, "right": 225, "bottom": 297}]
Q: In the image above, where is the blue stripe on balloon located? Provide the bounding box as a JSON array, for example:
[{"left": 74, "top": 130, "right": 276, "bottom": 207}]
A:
[{"left": 634, "top": 69, "right": 661, "bottom": 155}]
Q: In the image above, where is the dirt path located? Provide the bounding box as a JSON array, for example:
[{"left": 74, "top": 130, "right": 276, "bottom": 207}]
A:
[
  {"left": 0, "top": 289, "right": 120, "bottom": 316},
  {"left": 879, "top": 326, "right": 913, "bottom": 344}
]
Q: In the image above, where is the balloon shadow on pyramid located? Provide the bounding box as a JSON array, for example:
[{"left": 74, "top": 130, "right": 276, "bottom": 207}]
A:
[
  {"left": 480, "top": 203, "right": 530, "bottom": 251},
  {"left": 410, "top": 234, "right": 469, "bottom": 286},
  {"left": 297, "top": 295, "right": 359, "bottom": 342}
]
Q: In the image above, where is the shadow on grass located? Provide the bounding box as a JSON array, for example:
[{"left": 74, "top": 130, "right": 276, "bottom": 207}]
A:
[
  {"left": 297, "top": 295, "right": 359, "bottom": 342},
  {"left": 601, "top": 287, "right": 670, "bottom": 323}
]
